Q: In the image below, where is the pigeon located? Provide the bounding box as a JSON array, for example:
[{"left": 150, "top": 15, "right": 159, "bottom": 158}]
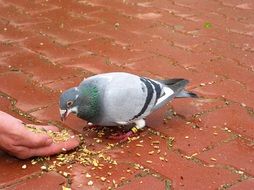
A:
[{"left": 59, "top": 72, "right": 198, "bottom": 140}]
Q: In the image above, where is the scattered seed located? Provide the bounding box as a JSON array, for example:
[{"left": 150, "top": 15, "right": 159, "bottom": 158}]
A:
[
  {"left": 210, "top": 157, "right": 217, "bottom": 161},
  {"left": 185, "top": 136, "right": 189, "bottom": 139},
  {"left": 87, "top": 180, "right": 93, "bottom": 186},
  {"left": 146, "top": 160, "right": 152, "bottom": 164},
  {"left": 41, "top": 165, "right": 47, "bottom": 171},
  {"left": 136, "top": 144, "right": 143, "bottom": 147},
  {"left": 101, "top": 177, "right": 106, "bottom": 182},
  {"left": 112, "top": 179, "right": 118, "bottom": 188},
  {"left": 114, "top": 22, "right": 120, "bottom": 28},
  {"left": 136, "top": 153, "right": 141, "bottom": 157},
  {"left": 213, "top": 132, "right": 218, "bottom": 135},
  {"left": 151, "top": 141, "right": 160, "bottom": 144},
  {"left": 237, "top": 170, "right": 244, "bottom": 175},
  {"left": 63, "top": 172, "right": 69, "bottom": 177},
  {"left": 153, "top": 145, "right": 160, "bottom": 149},
  {"left": 241, "top": 103, "right": 246, "bottom": 107},
  {"left": 107, "top": 172, "right": 112, "bottom": 176},
  {"left": 148, "top": 151, "right": 154, "bottom": 155},
  {"left": 62, "top": 186, "right": 71, "bottom": 190},
  {"left": 200, "top": 83, "right": 206, "bottom": 86},
  {"left": 22, "top": 164, "right": 27, "bottom": 169}
]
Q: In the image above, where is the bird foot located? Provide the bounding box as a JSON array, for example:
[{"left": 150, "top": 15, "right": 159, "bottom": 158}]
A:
[
  {"left": 108, "top": 126, "right": 140, "bottom": 142},
  {"left": 108, "top": 131, "right": 134, "bottom": 142}
]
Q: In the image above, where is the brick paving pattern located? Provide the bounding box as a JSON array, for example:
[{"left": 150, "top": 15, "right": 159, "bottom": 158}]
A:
[{"left": 0, "top": 0, "right": 254, "bottom": 189}]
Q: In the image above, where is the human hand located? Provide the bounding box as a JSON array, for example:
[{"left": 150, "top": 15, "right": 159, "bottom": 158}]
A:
[{"left": 0, "top": 111, "right": 80, "bottom": 159}]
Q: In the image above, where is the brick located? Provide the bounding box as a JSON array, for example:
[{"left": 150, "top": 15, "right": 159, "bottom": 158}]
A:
[
  {"left": 8, "top": 171, "right": 66, "bottom": 190},
  {"left": 2, "top": 0, "right": 59, "bottom": 14},
  {"left": 2, "top": 50, "right": 83, "bottom": 84},
  {"left": 0, "top": 21, "right": 32, "bottom": 42},
  {"left": 194, "top": 80, "right": 254, "bottom": 108},
  {"left": 70, "top": 37, "right": 151, "bottom": 64},
  {"left": 49, "top": 0, "right": 103, "bottom": 14},
  {"left": 20, "top": 34, "right": 83, "bottom": 61},
  {"left": 0, "top": 72, "right": 58, "bottom": 111},
  {"left": 192, "top": 38, "right": 254, "bottom": 69},
  {"left": 70, "top": 162, "right": 142, "bottom": 190},
  {"left": 117, "top": 175, "right": 165, "bottom": 190},
  {"left": 197, "top": 139, "right": 254, "bottom": 176},
  {"left": 0, "top": 3, "right": 50, "bottom": 26},
  {"left": 199, "top": 104, "right": 254, "bottom": 139},
  {"left": 193, "top": 57, "right": 254, "bottom": 91},
  {"left": 44, "top": 75, "right": 86, "bottom": 92},
  {"left": 0, "top": 151, "right": 40, "bottom": 187},
  {"left": 57, "top": 54, "right": 126, "bottom": 74},
  {"left": 147, "top": 110, "right": 231, "bottom": 155},
  {"left": 115, "top": 133, "right": 240, "bottom": 189},
  {"left": 0, "top": 94, "right": 33, "bottom": 123},
  {"left": 171, "top": 97, "right": 226, "bottom": 120},
  {"left": 26, "top": 21, "right": 99, "bottom": 45},
  {"left": 229, "top": 178, "right": 254, "bottom": 190},
  {"left": 0, "top": 42, "right": 23, "bottom": 58},
  {"left": 125, "top": 55, "right": 221, "bottom": 88},
  {"left": 143, "top": 26, "right": 210, "bottom": 50}
]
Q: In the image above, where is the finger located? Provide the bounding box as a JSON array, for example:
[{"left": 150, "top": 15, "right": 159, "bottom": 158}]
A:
[
  {"left": 5, "top": 146, "right": 32, "bottom": 159},
  {"left": 31, "top": 137, "right": 80, "bottom": 157},
  {"left": 20, "top": 130, "right": 53, "bottom": 148},
  {"left": 32, "top": 125, "right": 60, "bottom": 132}
]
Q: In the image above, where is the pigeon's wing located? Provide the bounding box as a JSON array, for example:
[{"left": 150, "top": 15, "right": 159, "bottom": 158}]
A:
[
  {"left": 93, "top": 73, "right": 163, "bottom": 125},
  {"left": 152, "top": 79, "right": 190, "bottom": 110}
]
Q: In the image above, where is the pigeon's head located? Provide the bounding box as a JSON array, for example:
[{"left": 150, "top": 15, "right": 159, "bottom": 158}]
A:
[{"left": 59, "top": 87, "right": 81, "bottom": 121}]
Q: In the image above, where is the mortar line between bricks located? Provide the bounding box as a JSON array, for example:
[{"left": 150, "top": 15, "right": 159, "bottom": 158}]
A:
[
  {"left": 147, "top": 127, "right": 253, "bottom": 177},
  {"left": 110, "top": 161, "right": 172, "bottom": 190},
  {"left": 0, "top": 171, "right": 43, "bottom": 189},
  {"left": 226, "top": 177, "right": 254, "bottom": 190},
  {"left": 106, "top": 127, "right": 248, "bottom": 189},
  {"left": 0, "top": 91, "right": 43, "bottom": 123},
  {"left": 6, "top": 41, "right": 147, "bottom": 81}
]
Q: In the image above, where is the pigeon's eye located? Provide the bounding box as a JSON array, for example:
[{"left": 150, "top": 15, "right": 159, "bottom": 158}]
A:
[{"left": 67, "top": 101, "right": 73, "bottom": 107}]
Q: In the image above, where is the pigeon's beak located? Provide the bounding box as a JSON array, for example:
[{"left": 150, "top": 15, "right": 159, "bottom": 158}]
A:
[{"left": 60, "top": 109, "right": 71, "bottom": 121}]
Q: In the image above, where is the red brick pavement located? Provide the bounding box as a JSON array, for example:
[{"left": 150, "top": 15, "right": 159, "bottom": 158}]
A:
[{"left": 0, "top": 0, "right": 253, "bottom": 189}]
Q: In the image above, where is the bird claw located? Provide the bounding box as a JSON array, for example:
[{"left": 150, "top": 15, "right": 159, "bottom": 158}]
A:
[{"left": 108, "top": 131, "right": 133, "bottom": 142}]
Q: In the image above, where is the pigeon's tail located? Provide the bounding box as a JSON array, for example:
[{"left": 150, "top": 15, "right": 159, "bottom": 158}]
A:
[
  {"left": 176, "top": 90, "right": 198, "bottom": 98},
  {"left": 161, "top": 78, "right": 198, "bottom": 98}
]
